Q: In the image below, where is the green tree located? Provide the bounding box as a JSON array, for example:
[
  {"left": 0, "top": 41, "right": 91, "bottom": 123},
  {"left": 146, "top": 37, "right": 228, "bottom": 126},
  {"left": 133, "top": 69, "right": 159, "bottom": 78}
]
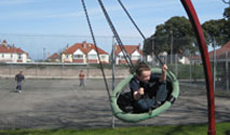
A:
[
  {"left": 144, "top": 16, "right": 196, "bottom": 55},
  {"left": 224, "top": 6, "right": 230, "bottom": 19},
  {"left": 143, "top": 24, "right": 169, "bottom": 55},
  {"left": 202, "top": 6, "right": 230, "bottom": 47},
  {"left": 224, "top": 6, "right": 230, "bottom": 41},
  {"left": 202, "top": 19, "right": 227, "bottom": 46}
]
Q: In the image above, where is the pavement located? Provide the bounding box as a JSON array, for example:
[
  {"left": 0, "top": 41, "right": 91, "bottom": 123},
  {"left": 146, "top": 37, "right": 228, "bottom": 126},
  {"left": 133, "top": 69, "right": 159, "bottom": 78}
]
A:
[{"left": 0, "top": 78, "right": 229, "bottom": 129}]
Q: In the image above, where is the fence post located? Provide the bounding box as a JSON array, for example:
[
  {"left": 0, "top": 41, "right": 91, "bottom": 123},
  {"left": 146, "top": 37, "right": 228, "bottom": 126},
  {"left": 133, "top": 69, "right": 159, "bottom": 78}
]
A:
[
  {"left": 193, "top": 62, "right": 196, "bottom": 82},
  {"left": 175, "top": 54, "right": 178, "bottom": 77},
  {"left": 226, "top": 52, "right": 229, "bottom": 92},
  {"left": 62, "top": 62, "right": 64, "bottom": 77},
  {"left": 213, "top": 39, "right": 217, "bottom": 93},
  {"left": 112, "top": 36, "right": 116, "bottom": 128},
  {"left": 36, "top": 62, "right": 39, "bottom": 77},
  {"left": 190, "top": 55, "right": 192, "bottom": 84}
]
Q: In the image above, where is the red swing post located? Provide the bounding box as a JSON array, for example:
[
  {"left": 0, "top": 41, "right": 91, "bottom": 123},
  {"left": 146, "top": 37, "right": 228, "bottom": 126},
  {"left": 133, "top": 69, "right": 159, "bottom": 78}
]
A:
[{"left": 180, "top": 0, "right": 216, "bottom": 135}]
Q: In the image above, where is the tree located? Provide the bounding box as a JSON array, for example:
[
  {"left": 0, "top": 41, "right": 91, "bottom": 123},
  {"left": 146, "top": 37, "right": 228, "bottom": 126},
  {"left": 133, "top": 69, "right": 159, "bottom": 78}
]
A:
[
  {"left": 202, "top": 19, "right": 227, "bottom": 46},
  {"left": 224, "top": 6, "right": 230, "bottom": 41},
  {"left": 202, "top": 6, "right": 230, "bottom": 47},
  {"left": 144, "top": 16, "right": 197, "bottom": 56},
  {"left": 143, "top": 24, "right": 169, "bottom": 55},
  {"left": 224, "top": 6, "right": 230, "bottom": 19}
]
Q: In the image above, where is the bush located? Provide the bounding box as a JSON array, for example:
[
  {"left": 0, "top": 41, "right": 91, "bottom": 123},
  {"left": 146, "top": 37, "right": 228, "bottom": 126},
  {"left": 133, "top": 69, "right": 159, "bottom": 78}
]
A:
[{"left": 168, "top": 63, "right": 205, "bottom": 79}]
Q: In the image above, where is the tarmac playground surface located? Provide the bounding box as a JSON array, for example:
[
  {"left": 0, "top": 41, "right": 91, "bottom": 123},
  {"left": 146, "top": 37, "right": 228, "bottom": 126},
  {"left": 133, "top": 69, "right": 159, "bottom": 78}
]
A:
[{"left": 0, "top": 78, "right": 229, "bottom": 129}]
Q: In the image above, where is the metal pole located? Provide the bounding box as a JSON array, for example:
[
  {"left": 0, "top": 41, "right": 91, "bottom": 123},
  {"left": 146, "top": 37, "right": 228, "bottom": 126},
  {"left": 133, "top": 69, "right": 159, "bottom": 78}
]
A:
[
  {"left": 213, "top": 37, "right": 216, "bottom": 93},
  {"left": 62, "top": 60, "right": 64, "bottom": 77},
  {"left": 181, "top": 1, "right": 216, "bottom": 134},
  {"left": 190, "top": 54, "right": 192, "bottom": 84},
  {"left": 226, "top": 52, "right": 229, "bottom": 91},
  {"left": 170, "top": 30, "right": 173, "bottom": 64},
  {"left": 111, "top": 36, "right": 116, "bottom": 128},
  {"left": 176, "top": 54, "right": 178, "bottom": 77},
  {"left": 151, "top": 37, "right": 155, "bottom": 67},
  {"left": 36, "top": 61, "right": 38, "bottom": 77},
  {"left": 43, "top": 48, "right": 46, "bottom": 61},
  {"left": 194, "top": 62, "right": 196, "bottom": 82}
]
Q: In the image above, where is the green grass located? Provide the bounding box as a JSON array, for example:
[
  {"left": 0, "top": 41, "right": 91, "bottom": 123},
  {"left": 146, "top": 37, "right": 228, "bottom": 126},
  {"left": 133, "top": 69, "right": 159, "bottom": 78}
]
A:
[{"left": 0, "top": 122, "right": 229, "bottom": 135}]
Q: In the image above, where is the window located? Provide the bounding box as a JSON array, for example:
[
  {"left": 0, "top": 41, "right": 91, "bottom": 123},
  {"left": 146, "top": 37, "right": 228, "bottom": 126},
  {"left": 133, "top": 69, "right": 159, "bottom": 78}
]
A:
[
  {"left": 120, "top": 55, "right": 125, "bottom": 60},
  {"left": 2, "top": 54, "right": 4, "bottom": 58},
  {"left": 100, "top": 55, "right": 106, "bottom": 60},
  {"left": 11, "top": 54, "right": 13, "bottom": 58},
  {"left": 18, "top": 54, "right": 22, "bottom": 60},
  {"left": 74, "top": 54, "right": 83, "bottom": 59},
  {"left": 88, "top": 54, "right": 97, "bottom": 59},
  {"left": 132, "top": 55, "right": 140, "bottom": 60},
  {"left": 65, "top": 55, "right": 69, "bottom": 59}
]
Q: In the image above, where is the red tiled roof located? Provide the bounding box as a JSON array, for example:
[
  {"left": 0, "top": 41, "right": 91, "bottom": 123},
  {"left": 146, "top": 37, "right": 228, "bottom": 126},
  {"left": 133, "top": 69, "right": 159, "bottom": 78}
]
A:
[
  {"left": 115, "top": 45, "right": 143, "bottom": 55},
  {"left": 190, "top": 41, "right": 230, "bottom": 60},
  {"left": 0, "top": 40, "right": 26, "bottom": 54},
  {"left": 48, "top": 53, "right": 60, "bottom": 59},
  {"left": 208, "top": 41, "right": 230, "bottom": 59},
  {"left": 63, "top": 41, "right": 108, "bottom": 55}
]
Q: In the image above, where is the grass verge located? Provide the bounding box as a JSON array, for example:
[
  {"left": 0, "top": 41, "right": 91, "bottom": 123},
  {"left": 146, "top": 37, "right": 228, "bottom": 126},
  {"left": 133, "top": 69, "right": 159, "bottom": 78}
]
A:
[{"left": 0, "top": 122, "right": 229, "bottom": 135}]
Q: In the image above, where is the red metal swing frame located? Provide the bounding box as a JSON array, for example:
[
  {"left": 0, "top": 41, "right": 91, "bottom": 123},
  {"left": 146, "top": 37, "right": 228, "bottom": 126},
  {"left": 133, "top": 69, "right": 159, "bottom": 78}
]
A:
[{"left": 181, "top": 0, "right": 216, "bottom": 135}]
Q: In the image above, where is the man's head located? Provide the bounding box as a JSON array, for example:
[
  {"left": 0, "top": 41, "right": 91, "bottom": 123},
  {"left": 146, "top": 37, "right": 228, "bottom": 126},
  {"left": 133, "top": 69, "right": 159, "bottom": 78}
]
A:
[
  {"left": 135, "top": 63, "right": 151, "bottom": 82},
  {"left": 19, "top": 71, "right": 23, "bottom": 74}
]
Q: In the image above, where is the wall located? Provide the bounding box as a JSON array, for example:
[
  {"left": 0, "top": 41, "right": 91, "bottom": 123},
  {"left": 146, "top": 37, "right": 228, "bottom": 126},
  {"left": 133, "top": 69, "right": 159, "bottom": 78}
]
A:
[{"left": 0, "top": 63, "right": 130, "bottom": 79}]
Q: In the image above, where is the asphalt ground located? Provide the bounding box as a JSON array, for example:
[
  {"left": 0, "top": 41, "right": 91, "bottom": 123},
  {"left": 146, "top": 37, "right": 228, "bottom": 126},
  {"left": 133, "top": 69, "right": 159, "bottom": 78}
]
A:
[{"left": 0, "top": 78, "right": 229, "bottom": 129}]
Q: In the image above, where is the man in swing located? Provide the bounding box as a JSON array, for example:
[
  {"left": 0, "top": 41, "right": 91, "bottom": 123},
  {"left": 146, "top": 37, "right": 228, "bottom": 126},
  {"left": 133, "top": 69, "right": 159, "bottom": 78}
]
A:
[{"left": 130, "top": 62, "right": 168, "bottom": 113}]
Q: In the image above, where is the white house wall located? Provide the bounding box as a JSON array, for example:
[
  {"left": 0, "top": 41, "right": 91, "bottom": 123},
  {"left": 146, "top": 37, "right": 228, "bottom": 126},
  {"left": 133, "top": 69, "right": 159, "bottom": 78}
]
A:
[
  {"left": 132, "top": 50, "right": 140, "bottom": 56},
  {"left": 99, "top": 54, "right": 109, "bottom": 63},
  {"left": 73, "top": 49, "right": 87, "bottom": 63},
  {"left": 74, "top": 49, "right": 84, "bottom": 55},
  {"left": 116, "top": 52, "right": 125, "bottom": 64},
  {"left": 179, "top": 56, "right": 190, "bottom": 64},
  {"left": 61, "top": 54, "right": 73, "bottom": 62},
  {"left": 131, "top": 50, "right": 141, "bottom": 60},
  {"left": 88, "top": 49, "right": 109, "bottom": 63},
  {"left": 118, "top": 52, "right": 124, "bottom": 56},
  {"left": 88, "top": 49, "right": 97, "bottom": 55},
  {"left": 0, "top": 53, "right": 27, "bottom": 63}
]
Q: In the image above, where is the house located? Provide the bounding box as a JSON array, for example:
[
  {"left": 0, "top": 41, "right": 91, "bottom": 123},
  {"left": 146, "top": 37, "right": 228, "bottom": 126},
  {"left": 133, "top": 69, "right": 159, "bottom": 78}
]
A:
[
  {"left": 47, "top": 53, "right": 61, "bottom": 62},
  {"left": 61, "top": 41, "right": 109, "bottom": 64},
  {"left": 114, "top": 44, "right": 143, "bottom": 64},
  {"left": 190, "top": 40, "right": 230, "bottom": 62},
  {"left": 208, "top": 41, "right": 230, "bottom": 59},
  {"left": 0, "top": 40, "right": 29, "bottom": 63}
]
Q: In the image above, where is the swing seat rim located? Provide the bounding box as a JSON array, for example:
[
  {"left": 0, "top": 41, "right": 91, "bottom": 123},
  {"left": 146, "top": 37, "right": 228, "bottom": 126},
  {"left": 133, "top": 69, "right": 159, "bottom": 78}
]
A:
[{"left": 110, "top": 68, "right": 180, "bottom": 123}]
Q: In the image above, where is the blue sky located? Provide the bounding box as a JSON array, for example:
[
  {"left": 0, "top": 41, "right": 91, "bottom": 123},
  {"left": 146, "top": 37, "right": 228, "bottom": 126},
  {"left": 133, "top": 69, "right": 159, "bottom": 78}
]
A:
[{"left": 0, "top": 0, "right": 228, "bottom": 60}]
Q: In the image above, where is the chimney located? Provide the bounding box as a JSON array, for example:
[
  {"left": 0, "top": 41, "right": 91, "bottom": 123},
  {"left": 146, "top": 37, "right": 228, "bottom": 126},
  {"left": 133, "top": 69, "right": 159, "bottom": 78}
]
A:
[
  {"left": 2, "top": 40, "right": 7, "bottom": 47},
  {"left": 82, "top": 41, "right": 87, "bottom": 49},
  {"left": 138, "top": 43, "right": 141, "bottom": 49},
  {"left": 47, "top": 52, "right": 50, "bottom": 58},
  {"left": 66, "top": 44, "right": 69, "bottom": 49}
]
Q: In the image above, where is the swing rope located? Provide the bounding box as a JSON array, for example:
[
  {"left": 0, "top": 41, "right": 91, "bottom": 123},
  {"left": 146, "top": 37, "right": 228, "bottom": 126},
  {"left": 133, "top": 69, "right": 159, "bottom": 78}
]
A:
[
  {"left": 97, "top": 0, "right": 154, "bottom": 113},
  {"left": 81, "top": 0, "right": 111, "bottom": 99},
  {"left": 97, "top": 0, "right": 136, "bottom": 73},
  {"left": 117, "top": 0, "right": 176, "bottom": 81}
]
